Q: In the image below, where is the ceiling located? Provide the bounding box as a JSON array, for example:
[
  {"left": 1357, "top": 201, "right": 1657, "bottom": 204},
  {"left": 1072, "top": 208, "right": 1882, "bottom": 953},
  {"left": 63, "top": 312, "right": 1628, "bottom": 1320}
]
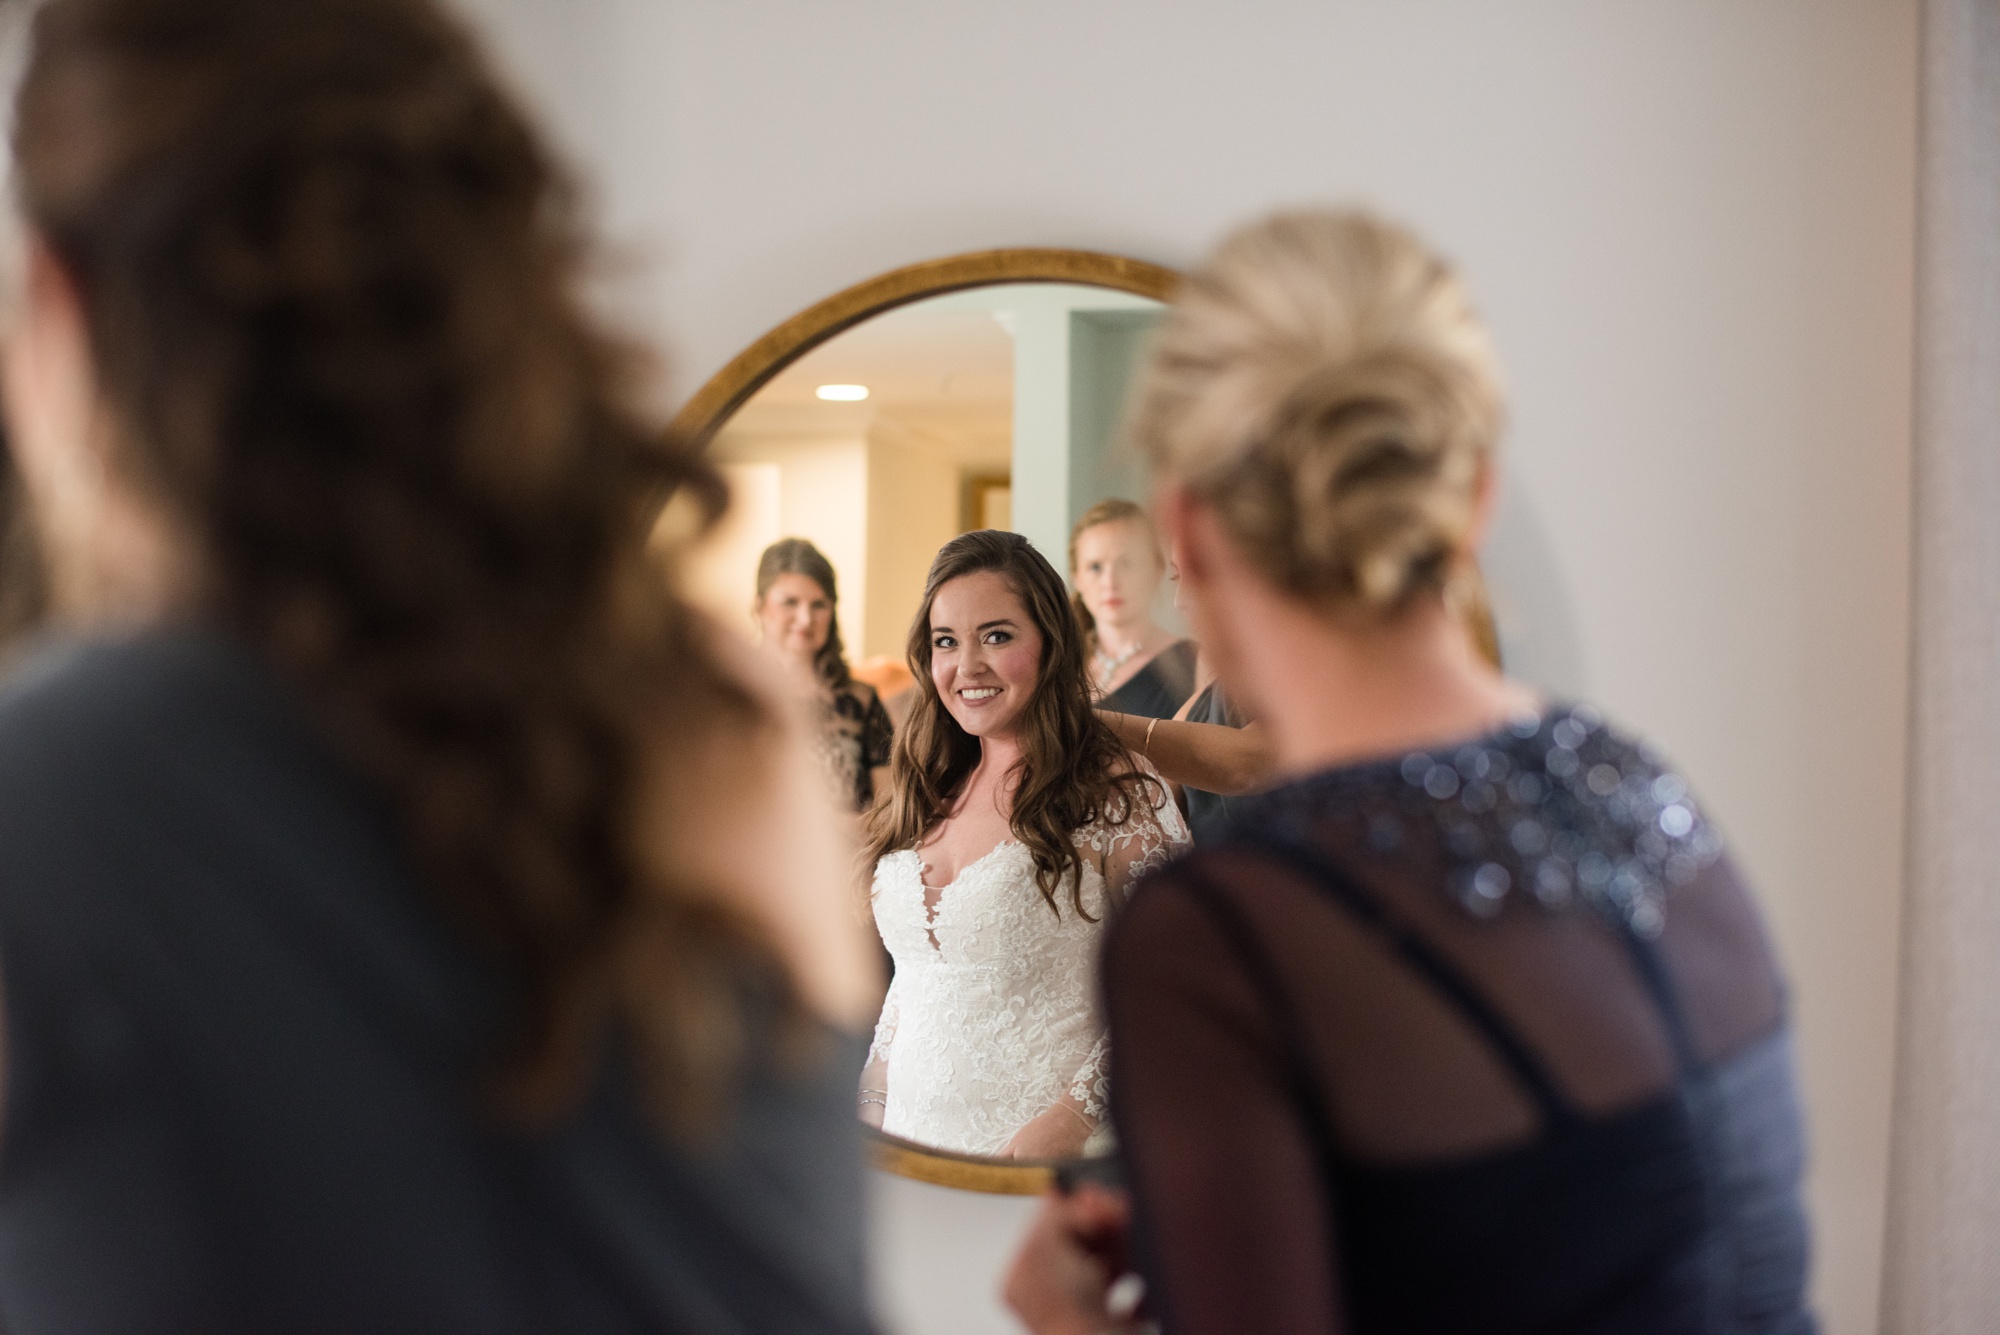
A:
[{"left": 718, "top": 300, "right": 1013, "bottom": 470}]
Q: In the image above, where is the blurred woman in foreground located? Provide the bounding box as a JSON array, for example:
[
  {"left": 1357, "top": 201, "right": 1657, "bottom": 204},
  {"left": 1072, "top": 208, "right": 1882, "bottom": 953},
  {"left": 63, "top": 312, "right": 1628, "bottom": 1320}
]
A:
[
  {"left": 0, "top": 0, "right": 876, "bottom": 1329},
  {"left": 1007, "top": 211, "right": 1814, "bottom": 1334}
]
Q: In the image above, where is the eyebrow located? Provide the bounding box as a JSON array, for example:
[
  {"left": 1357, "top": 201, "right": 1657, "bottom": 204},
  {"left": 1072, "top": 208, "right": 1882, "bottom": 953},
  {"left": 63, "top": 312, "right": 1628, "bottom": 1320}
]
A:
[{"left": 931, "top": 617, "right": 1019, "bottom": 633}]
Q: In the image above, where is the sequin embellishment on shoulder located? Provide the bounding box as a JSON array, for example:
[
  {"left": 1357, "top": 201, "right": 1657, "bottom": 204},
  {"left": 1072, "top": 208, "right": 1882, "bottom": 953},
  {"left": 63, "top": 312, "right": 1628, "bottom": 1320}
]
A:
[{"left": 1250, "top": 704, "right": 1723, "bottom": 937}]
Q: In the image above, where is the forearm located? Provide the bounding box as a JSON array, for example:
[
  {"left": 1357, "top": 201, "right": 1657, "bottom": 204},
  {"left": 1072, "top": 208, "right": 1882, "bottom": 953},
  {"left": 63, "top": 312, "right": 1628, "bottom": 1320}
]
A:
[
  {"left": 1042, "top": 1090, "right": 1102, "bottom": 1144},
  {"left": 858, "top": 1056, "right": 888, "bottom": 1129},
  {"left": 1002, "top": 1091, "right": 1098, "bottom": 1159},
  {"left": 1099, "top": 711, "right": 1276, "bottom": 797}
]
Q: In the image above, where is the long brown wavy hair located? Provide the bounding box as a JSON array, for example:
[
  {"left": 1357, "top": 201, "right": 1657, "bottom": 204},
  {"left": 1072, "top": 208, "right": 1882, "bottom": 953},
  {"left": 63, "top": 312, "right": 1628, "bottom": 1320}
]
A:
[
  {"left": 865, "top": 530, "right": 1162, "bottom": 919},
  {"left": 9, "top": 0, "right": 794, "bottom": 1128},
  {"left": 755, "top": 537, "right": 850, "bottom": 690}
]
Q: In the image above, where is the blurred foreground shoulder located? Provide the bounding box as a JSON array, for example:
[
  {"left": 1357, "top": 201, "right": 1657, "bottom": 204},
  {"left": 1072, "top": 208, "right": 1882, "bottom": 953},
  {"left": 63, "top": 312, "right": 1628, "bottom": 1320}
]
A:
[{"left": 637, "top": 616, "right": 883, "bottom": 1034}]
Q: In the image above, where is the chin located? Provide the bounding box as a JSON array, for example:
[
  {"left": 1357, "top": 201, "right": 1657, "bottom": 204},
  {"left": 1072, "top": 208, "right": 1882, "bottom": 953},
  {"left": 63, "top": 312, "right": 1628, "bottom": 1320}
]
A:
[
  {"left": 946, "top": 710, "right": 989, "bottom": 737},
  {"left": 947, "top": 706, "right": 1021, "bottom": 739}
]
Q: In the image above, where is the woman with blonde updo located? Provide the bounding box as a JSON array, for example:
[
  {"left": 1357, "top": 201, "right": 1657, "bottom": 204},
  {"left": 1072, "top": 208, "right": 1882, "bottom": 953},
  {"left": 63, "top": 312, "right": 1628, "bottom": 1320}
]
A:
[{"left": 1007, "top": 212, "right": 1813, "bottom": 1334}]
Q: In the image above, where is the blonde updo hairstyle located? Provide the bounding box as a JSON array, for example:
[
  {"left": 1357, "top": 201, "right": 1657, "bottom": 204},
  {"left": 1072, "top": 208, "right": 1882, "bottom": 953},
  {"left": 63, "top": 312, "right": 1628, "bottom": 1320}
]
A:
[{"left": 1127, "top": 210, "right": 1502, "bottom": 620}]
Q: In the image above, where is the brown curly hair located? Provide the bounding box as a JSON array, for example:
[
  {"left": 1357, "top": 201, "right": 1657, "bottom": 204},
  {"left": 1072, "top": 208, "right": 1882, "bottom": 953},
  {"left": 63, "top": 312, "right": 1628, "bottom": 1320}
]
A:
[
  {"left": 864, "top": 530, "right": 1162, "bottom": 919},
  {"left": 9, "top": 0, "right": 793, "bottom": 1128}
]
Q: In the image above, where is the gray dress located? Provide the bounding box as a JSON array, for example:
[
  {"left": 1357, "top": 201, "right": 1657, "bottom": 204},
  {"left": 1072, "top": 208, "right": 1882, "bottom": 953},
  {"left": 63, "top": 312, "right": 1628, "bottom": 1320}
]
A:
[{"left": 0, "top": 630, "right": 874, "bottom": 1335}]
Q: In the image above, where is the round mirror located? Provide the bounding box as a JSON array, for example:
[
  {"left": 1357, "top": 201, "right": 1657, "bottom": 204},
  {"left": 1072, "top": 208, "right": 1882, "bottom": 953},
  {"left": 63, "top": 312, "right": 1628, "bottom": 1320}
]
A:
[
  {"left": 674, "top": 250, "right": 1175, "bottom": 1194},
  {"left": 674, "top": 249, "right": 1499, "bottom": 1195}
]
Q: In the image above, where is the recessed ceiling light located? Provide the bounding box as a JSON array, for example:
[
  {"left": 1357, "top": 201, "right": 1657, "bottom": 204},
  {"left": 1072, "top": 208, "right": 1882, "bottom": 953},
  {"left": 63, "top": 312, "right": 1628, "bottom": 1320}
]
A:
[{"left": 816, "top": 384, "right": 869, "bottom": 401}]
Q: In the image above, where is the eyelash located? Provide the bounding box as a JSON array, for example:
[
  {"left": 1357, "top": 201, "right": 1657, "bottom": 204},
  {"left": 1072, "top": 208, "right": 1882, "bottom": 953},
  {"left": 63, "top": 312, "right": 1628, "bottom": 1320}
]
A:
[{"left": 932, "top": 631, "right": 1012, "bottom": 650}]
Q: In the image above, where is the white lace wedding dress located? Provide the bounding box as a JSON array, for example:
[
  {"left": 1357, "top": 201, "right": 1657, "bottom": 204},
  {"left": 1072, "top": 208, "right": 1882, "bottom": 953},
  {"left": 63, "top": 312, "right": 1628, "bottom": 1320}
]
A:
[{"left": 867, "top": 780, "right": 1189, "bottom": 1156}]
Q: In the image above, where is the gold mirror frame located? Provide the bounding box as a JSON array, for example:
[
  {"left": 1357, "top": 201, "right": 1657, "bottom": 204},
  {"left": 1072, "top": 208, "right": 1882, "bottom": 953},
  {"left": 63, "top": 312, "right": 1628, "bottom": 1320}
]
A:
[
  {"left": 671, "top": 248, "right": 1179, "bottom": 448},
  {"left": 676, "top": 246, "right": 1501, "bottom": 1193},
  {"left": 675, "top": 247, "right": 1172, "bottom": 1195}
]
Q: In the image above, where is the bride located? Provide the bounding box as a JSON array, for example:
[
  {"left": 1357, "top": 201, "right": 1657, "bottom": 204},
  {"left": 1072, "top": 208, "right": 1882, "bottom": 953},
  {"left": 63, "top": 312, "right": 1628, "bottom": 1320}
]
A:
[{"left": 860, "top": 530, "right": 1188, "bottom": 1159}]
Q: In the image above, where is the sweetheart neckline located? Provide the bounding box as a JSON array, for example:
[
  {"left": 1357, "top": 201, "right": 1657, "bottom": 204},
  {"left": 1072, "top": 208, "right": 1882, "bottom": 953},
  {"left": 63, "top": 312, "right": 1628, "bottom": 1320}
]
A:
[{"left": 904, "top": 838, "right": 1023, "bottom": 894}]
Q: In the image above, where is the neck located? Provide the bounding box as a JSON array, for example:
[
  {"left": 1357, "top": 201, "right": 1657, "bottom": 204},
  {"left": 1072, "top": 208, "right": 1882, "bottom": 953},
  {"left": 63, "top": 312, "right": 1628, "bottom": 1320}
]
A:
[
  {"left": 1220, "top": 589, "right": 1533, "bottom": 780},
  {"left": 968, "top": 730, "right": 1027, "bottom": 817},
  {"left": 1093, "top": 619, "right": 1156, "bottom": 660},
  {"left": 975, "top": 729, "right": 1026, "bottom": 777},
  {"left": 770, "top": 641, "right": 818, "bottom": 677},
  {"left": 47, "top": 485, "right": 200, "bottom": 629}
]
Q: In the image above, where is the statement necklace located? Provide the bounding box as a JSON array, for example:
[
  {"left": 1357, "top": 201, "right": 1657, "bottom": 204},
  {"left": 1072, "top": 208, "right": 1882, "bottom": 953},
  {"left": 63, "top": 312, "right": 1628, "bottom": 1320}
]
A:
[{"left": 1092, "top": 639, "right": 1144, "bottom": 685}]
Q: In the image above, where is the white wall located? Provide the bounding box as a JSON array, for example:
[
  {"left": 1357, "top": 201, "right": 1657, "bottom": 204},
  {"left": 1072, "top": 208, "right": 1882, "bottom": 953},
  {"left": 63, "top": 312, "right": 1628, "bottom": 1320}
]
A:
[{"left": 457, "top": 3, "right": 1918, "bottom": 1331}]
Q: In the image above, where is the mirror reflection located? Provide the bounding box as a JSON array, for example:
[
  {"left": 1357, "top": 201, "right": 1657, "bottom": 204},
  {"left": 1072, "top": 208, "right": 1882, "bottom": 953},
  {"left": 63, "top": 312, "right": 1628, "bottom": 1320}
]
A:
[
  {"left": 687, "top": 281, "right": 1208, "bottom": 1165},
  {"left": 857, "top": 528, "right": 1186, "bottom": 1159}
]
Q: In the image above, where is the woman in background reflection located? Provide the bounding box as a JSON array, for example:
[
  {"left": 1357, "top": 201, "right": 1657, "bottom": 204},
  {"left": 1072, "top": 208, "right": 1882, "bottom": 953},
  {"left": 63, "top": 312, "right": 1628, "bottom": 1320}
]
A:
[
  {"left": 1008, "top": 211, "right": 1813, "bottom": 1334},
  {"left": 0, "top": 1, "right": 877, "bottom": 1329},
  {"left": 754, "top": 538, "right": 894, "bottom": 812},
  {"left": 1099, "top": 570, "right": 1500, "bottom": 845},
  {"left": 1099, "top": 539, "right": 1272, "bottom": 845},
  {"left": 1071, "top": 499, "right": 1197, "bottom": 719},
  {"left": 860, "top": 530, "right": 1186, "bottom": 1159}
]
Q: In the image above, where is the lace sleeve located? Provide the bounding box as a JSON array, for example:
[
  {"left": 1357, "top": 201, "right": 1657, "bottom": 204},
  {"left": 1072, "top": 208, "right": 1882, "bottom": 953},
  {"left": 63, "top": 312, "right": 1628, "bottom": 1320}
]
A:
[
  {"left": 1067, "top": 1033, "right": 1111, "bottom": 1119},
  {"left": 1090, "top": 758, "right": 1193, "bottom": 903},
  {"left": 1056, "top": 763, "right": 1191, "bottom": 1122},
  {"left": 866, "top": 971, "right": 901, "bottom": 1067}
]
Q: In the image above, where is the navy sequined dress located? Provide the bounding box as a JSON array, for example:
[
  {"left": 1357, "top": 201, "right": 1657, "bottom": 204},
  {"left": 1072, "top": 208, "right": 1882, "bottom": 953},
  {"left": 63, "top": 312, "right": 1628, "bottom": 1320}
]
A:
[{"left": 1103, "top": 704, "right": 1815, "bottom": 1335}]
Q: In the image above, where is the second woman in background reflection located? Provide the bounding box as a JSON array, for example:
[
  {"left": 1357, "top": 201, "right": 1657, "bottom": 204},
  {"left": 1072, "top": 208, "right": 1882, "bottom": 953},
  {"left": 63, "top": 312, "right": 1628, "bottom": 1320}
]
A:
[
  {"left": 859, "top": 530, "right": 1187, "bottom": 1159},
  {"left": 1071, "top": 500, "right": 1197, "bottom": 719},
  {"left": 754, "top": 538, "right": 894, "bottom": 812}
]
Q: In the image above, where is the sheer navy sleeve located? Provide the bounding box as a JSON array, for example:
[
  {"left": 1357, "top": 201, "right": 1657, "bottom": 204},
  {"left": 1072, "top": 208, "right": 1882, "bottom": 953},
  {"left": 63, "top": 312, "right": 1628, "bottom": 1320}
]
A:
[{"left": 1103, "top": 872, "right": 1346, "bottom": 1335}]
